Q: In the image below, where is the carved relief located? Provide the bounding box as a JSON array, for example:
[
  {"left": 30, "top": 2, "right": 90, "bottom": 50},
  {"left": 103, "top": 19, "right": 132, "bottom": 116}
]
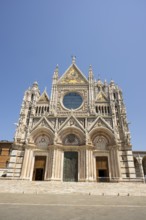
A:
[
  {"left": 40, "top": 119, "right": 49, "bottom": 128},
  {"left": 64, "top": 118, "right": 78, "bottom": 128},
  {"left": 33, "top": 119, "right": 39, "bottom": 126},
  {"left": 35, "top": 135, "right": 50, "bottom": 148},
  {"left": 58, "top": 116, "right": 84, "bottom": 133},
  {"left": 96, "top": 92, "right": 107, "bottom": 102},
  {"left": 105, "top": 119, "right": 113, "bottom": 127},
  {"left": 58, "top": 118, "right": 66, "bottom": 128},
  {"left": 88, "top": 118, "right": 95, "bottom": 127},
  {"left": 60, "top": 67, "right": 86, "bottom": 84},
  {"left": 49, "top": 119, "right": 56, "bottom": 128},
  {"left": 63, "top": 134, "right": 80, "bottom": 146},
  {"left": 78, "top": 118, "right": 85, "bottom": 127},
  {"left": 93, "top": 136, "right": 108, "bottom": 150}
]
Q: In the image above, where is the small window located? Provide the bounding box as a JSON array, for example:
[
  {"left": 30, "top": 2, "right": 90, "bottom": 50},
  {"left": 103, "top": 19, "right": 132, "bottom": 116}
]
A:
[
  {"left": 102, "top": 106, "right": 104, "bottom": 113},
  {"left": 36, "top": 107, "right": 38, "bottom": 114},
  {"left": 113, "top": 93, "right": 116, "bottom": 99},
  {"left": 26, "top": 118, "right": 29, "bottom": 125},
  {"left": 42, "top": 107, "right": 44, "bottom": 114},
  {"left": 31, "top": 94, "right": 34, "bottom": 101},
  {"left": 107, "top": 106, "right": 110, "bottom": 114},
  {"left": 99, "top": 106, "right": 101, "bottom": 113}
]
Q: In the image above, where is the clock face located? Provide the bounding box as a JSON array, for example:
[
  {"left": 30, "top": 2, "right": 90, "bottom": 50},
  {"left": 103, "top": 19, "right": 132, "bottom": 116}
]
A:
[{"left": 63, "top": 92, "right": 83, "bottom": 109}]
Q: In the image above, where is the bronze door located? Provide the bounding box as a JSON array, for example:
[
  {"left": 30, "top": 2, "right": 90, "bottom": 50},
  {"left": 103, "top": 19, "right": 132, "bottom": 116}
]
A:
[
  {"left": 96, "top": 157, "right": 109, "bottom": 182},
  {"left": 63, "top": 152, "right": 78, "bottom": 182},
  {"left": 33, "top": 156, "right": 46, "bottom": 181}
]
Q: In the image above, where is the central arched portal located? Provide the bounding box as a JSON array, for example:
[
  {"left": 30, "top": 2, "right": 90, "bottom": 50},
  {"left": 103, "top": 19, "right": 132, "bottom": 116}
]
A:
[{"left": 63, "top": 151, "right": 78, "bottom": 182}]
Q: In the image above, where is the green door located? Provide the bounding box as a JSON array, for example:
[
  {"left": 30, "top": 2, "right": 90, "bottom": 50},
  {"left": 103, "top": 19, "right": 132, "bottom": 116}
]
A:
[{"left": 63, "top": 152, "right": 78, "bottom": 182}]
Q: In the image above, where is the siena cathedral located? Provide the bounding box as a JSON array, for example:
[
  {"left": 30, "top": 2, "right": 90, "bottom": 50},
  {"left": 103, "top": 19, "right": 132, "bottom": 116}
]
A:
[{"left": 6, "top": 58, "right": 145, "bottom": 182}]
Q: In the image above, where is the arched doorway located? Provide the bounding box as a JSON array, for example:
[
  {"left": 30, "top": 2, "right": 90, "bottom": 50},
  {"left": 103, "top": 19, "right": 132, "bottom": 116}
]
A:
[
  {"left": 33, "top": 156, "right": 46, "bottom": 181},
  {"left": 63, "top": 151, "right": 78, "bottom": 182},
  {"left": 96, "top": 156, "right": 109, "bottom": 182},
  {"left": 63, "top": 134, "right": 79, "bottom": 182},
  {"left": 93, "top": 135, "right": 109, "bottom": 182}
]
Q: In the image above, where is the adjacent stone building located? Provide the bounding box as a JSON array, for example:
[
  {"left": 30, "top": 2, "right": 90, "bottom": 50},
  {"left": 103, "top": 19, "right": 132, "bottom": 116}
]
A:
[
  {"left": 6, "top": 58, "right": 145, "bottom": 182},
  {"left": 0, "top": 141, "right": 12, "bottom": 177}
]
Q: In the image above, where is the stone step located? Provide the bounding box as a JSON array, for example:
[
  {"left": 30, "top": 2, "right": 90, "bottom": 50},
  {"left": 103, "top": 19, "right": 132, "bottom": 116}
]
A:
[{"left": 0, "top": 180, "right": 146, "bottom": 196}]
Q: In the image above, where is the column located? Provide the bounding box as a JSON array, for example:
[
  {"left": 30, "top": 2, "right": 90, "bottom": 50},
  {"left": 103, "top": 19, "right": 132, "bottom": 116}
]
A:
[
  {"left": 136, "top": 155, "right": 144, "bottom": 182},
  {"left": 86, "top": 149, "right": 94, "bottom": 181},
  {"left": 46, "top": 148, "right": 54, "bottom": 180},
  {"left": 109, "top": 146, "right": 121, "bottom": 182},
  {"left": 79, "top": 149, "right": 86, "bottom": 181},
  {"left": 51, "top": 148, "right": 62, "bottom": 181}
]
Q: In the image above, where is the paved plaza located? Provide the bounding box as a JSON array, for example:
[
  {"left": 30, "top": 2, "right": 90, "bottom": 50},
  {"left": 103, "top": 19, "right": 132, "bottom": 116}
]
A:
[
  {"left": 0, "top": 193, "right": 146, "bottom": 220},
  {"left": 0, "top": 181, "right": 146, "bottom": 219}
]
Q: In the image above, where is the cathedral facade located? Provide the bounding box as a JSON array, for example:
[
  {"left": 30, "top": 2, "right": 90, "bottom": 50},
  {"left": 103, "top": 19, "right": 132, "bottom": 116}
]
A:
[{"left": 7, "top": 58, "right": 137, "bottom": 182}]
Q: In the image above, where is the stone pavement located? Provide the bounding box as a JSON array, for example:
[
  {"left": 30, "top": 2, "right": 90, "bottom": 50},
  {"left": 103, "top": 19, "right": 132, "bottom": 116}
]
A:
[
  {"left": 1, "top": 194, "right": 146, "bottom": 220},
  {"left": 0, "top": 180, "right": 146, "bottom": 196}
]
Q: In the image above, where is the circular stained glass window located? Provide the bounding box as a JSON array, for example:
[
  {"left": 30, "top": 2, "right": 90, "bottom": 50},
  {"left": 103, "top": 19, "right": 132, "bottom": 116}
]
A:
[{"left": 63, "top": 92, "right": 83, "bottom": 109}]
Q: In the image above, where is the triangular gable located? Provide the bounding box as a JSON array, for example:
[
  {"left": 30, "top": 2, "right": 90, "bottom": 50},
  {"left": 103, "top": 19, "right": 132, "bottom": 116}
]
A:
[
  {"left": 31, "top": 116, "right": 54, "bottom": 133},
  {"left": 58, "top": 63, "right": 88, "bottom": 85},
  {"left": 58, "top": 115, "right": 85, "bottom": 133},
  {"left": 88, "top": 116, "right": 113, "bottom": 133},
  {"left": 96, "top": 91, "right": 108, "bottom": 102},
  {"left": 37, "top": 91, "right": 49, "bottom": 103}
]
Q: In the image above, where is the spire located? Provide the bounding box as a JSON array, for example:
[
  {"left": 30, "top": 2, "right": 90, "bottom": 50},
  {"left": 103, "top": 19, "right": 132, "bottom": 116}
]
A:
[
  {"left": 53, "top": 64, "right": 59, "bottom": 79},
  {"left": 104, "top": 79, "right": 108, "bottom": 86},
  {"left": 110, "top": 79, "right": 115, "bottom": 86},
  {"left": 97, "top": 74, "right": 103, "bottom": 87},
  {"left": 31, "top": 81, "right": 39, "bottom": 90},
  {"left": 88, "top": 65, "right": 94, "bottom": 80},
  {"left": 72, "top": 55, "right": 76, "bottom": 64}
]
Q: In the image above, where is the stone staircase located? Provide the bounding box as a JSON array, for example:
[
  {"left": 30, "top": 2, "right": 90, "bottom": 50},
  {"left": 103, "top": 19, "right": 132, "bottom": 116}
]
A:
[{"left": 0, "top": 180, "right": 146, "bottom": 196}]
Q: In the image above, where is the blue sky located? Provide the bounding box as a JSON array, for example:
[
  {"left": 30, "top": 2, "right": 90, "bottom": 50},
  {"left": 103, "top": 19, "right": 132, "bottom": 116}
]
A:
[{"left": 0, "top": 0, "right": 146, "bottom": 150}]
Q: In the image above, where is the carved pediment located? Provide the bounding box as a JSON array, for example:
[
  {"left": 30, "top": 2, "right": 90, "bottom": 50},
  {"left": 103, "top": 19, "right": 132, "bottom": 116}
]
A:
[
  {"left": 88, "top": 118, "right": 96, "bottom": 127},
  {"left": 31, "top": 117, "right": 54, "bottom": 132},
  {"left": 49, "top": 119, "right": 56, "bottom": 128},
  {"left": 89, "top": 116, "right": 113, "bottom": 133},
  {"left": 37, "top": 91, "right": 49, "bottom": 103},
  {"left": 58, "top": 115, "right": 84, "bottom": 133},
  {"left": 58, "top": 64, "right": 88, "bottom": 85},
  {"left": 96, "top": 91, "right": 108, "bottom": 102},
  {"left": 58, "top": 118, "right": 67, "bottom": 129}
]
